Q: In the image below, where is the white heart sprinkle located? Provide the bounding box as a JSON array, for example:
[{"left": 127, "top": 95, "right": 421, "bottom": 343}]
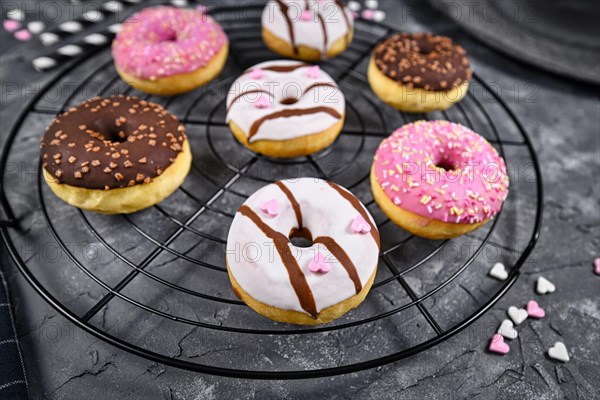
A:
[
  {"left": 548, "top": 342, "right": 570, "bottom": 362},
  {"left": 58, "top": 44, "right": 82, "bottom": 56},
  {"left": 489, "top": 262, "right": 508, "bottom": 280},
  {"left": 103, "top": 1, "right": 124, "bottom": 13},
  {"left": 171, "top": 0, "right": 189, "bottom": 6},
  {"left": 40, "top": 32, "right": 60, "bottom": 46},
  {"left": 373, "top": 10, "right": 386, "bottom": 22},
  {"left": 32, "top": 57, "right": 57, "bottom": 71},
  {"left": 83, "top": 33, "right": 108, "bottom": 45},
  {"left": 347, "top": 1, "right": 361, "bottom": 12},
  {"left": 59, "top": 21, "right": 83, "bottom": 33},
  {"left": 536, "top": 276, "right": 555, "bottom": 294},
  {"left": 507, "top": 306, "right": 528, "bottom": 325},
  {"left": 365, "top": 0, "right": 379, "bottom": 9},
  {"left": 497, "top": 319, "right": 518, "bottom": 340},
  {"left": 83, "top": 10, "right": 104, "bottom": 22},
  {"left": 7, "top": 9, "right": 25, "bottom": 21},
  {"left": 107, "top": 23, "right": 122, "bottom": 34},
  {"left": 27, "top": 21, "right": 45, "bottom": 34}
]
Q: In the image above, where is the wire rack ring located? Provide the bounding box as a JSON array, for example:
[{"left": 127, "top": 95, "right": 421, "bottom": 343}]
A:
[{"left": 0, "top": 4, "right": 543, "bottom": 379}]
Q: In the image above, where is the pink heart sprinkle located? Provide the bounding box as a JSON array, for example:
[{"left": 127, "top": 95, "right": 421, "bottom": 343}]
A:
[
  {"left": 309, "top": 252, "right": 331, "bottom": 274},
  {"left": 488, "top": 334, "right": 510, "bottom": 354},
  {"left": 361, "top": 9, "right": 375, "bottom": 20},
  {"left": 594, "top": 258, "right": 600, "bottom": 275},
  {"left": 527, "top": 300, "right": 545, "bottom": 318},
  {"left": 260, "top": 199, "right": 279, "bottom": 217},
  {"left": 351, "top": 215, "right": 371, "bottom": 234},
  {"left": 3, "top": 20, "right": 21, "bottom": 32},
  {"left": 14, "top": 29, "right": 32, "bottom": 41},
  {"left": 300, "top": 10, "right": 312, "bottom": 21},
  {"left": 306, "top": 65, "right": 320, "bottom": 79},
  {"left": 254, "top": 95, "right": 271, "bottom": 109},
  {"left": 249, "top": 68, "right": 264, "bottom": 79}
]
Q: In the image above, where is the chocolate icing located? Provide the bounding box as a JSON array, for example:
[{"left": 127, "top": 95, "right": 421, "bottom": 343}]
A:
[
  {"left": 248, "top": 107, "right": 342, "bottom": 139},
  {"left": 373, "top": 32, "right": 472, "bottom": 91},
  {"left": 40, "top": 96, "right": 185, "bottom": 190},
  {"left": 239, "top": 204, "right": 318, "bottom": 318},
  {"left": 275, "top": 181, "right": 303, "bottom": 229}
]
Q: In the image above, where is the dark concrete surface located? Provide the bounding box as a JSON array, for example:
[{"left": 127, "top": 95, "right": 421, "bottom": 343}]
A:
[{"left": 1, "top": 1, "right": 599, "bottom": 399}]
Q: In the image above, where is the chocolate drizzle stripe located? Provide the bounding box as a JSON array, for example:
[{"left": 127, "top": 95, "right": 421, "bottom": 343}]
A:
[
  {"left": 274, "top": 0, "right": 298, "bottom": 54},
  {"left": 301, "top": 82, "right": 338, "bottom": 98},
  {"left": 259, "top": 64, "right": 310, "bottom": 73},
  {"left": 314, "top": 236, "right": 362, "bottom": 294},
  {"left": 334, "top": 0, "right": 351, "bottom": 45},
  {"left": 249, "top": 107, "right": 342, "bottom": 139},
  {"left": 327, "top": 182, "right": 380, "bottom": 249},
  {"left": 317, "top": 12, "right": 328, "bottom": 58},
  {"left": 227, "top": 90, "right": 273, "bottom": 112},
  {"left": 238, "top": 205, "right": 318, "bottom": 318},
  {"left": 275, "top": 181, "right": 303, "bottom": 229}
]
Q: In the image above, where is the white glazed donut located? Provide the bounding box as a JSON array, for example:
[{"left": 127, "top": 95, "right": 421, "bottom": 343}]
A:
[
  {"left": 226, "top": 178, "right": 380, "bottom": 325},
  {"left": 226, "top": 60, "right": 346, "bottom": 158},
  {"left": 262, "top": 0, "right": 354, "bottom": 61}
]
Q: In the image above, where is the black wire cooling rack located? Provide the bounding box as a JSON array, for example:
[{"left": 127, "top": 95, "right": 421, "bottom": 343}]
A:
[{"left": 0, "top": 4, "right": 543, "bottom": 379}]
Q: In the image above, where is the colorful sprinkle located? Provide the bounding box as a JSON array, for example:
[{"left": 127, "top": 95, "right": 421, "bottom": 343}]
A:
[
  {"left": 351, "top": 215, "right": 371, "bottom": 234},
  {"left": 488, "top": 333, "right": 510, "bottom": 354},
  {"left": 249, "top": 68, "right": 265, "bottom": 79},
  {"left": 14, "top": 29, "right": 32, "bottom": 41},
  {"left": 536, "top": 276, "right": 555, "bottom": 294},
  {"left": 254, "top": 95, "right": 271, "bottom": 109},
  {"left": 507, "top": 306, "right": 527, "bottom": 325},
  {"left": 260, "top": 199, "right": 279, "bottom": 217},
  {"left": 497, "top": 319, "right": 518, "bottom": 340},
  {"left": 308, "top": 252, "right": 331, "bottom": 274},
  {"left": 594, "top": 258, "right": 600, "bottom": 275},
  {"left": 306, "top": 65, "right": 320, "bottom": 79},
  {"left": 526, "top": 300, "right": 545, "bottom": 319},
  {"left": 548, "top": 342, "right": 570, "bottom": 362},
  {"left": 489, "top": 262, "right": 508, "bottom": 280},
  {"left": 3, "top": 20, "right": 21, "bottom": 32}
]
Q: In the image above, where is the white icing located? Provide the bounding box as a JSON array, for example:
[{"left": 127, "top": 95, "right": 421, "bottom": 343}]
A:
[
  {"left": 226, "top": 60, "right": 345, "bottom": 143},
  {"left": 262, "top": 0, "right": 353, "bottom": 55},
  {"left": 226, "top": 178, "right": 379, "bottom": 316}
]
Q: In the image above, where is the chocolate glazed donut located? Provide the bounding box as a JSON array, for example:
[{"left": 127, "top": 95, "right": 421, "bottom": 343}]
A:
[
  {"left": 368, "top": 32, "right": 473, "bottom": 112},
  {"left": 41, "top": 96, "right": 192, "bottom": 214}
]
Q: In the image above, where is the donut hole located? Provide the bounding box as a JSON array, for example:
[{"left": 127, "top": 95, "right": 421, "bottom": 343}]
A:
[
  {"left": 289, "top": 228, "right": 313, "bottom": 248},
  {"left": 90, "top": 119, "right": 128, "bottom": 143},
  {"left": 435, "top": 158, "right": 457, "bottom": 172},
  {"left": 280, "top": 97, "right": 299, "bottom": 105}
]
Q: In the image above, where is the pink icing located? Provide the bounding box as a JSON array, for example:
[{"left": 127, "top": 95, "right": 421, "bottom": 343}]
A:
[
  {"left": 373, "top": 120, "right": 509, "bottom": 224},
  {"left": 112, "top": 6, "right": 228, "bottom": 79}
]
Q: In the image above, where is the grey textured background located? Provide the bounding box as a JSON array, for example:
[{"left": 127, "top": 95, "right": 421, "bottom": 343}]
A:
[{"left": 1, "top": 1, "right": 599, "bottom": 399}]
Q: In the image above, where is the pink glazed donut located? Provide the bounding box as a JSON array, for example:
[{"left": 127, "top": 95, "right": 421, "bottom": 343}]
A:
[
  {"left": 112, "top": 6, "right": 229, "bottom": 95},
  {"left": 371, "top": 120, "right": 509, "bottom": 239}
]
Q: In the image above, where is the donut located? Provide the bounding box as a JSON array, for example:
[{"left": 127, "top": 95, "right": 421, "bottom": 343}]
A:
[
  {"left": 368, "top": 33, "right": 472, "bottom": 113},
  {"left": 112, "top": 6, "right": 229, "bottom": 96},
  {"left": 262, "top": 0, "right": 354, "bottom": 61},
  {"left": 226, "top": 178, "right": 380, "bottom": 325},
  {"left": 226, "top": 60, "right": 346, "bottom": 158},
  {"left": 371, "top": 121, "right": 509, "bottom": 239},
  {"left": 40, "top": 96, "right": 192, "bottom": 214}
]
